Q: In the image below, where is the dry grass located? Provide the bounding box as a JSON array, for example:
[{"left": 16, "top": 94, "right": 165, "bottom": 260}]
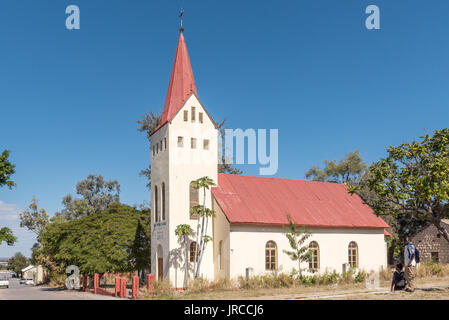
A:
[{"left": 139, "top": 262, "right": 449, "bottom": 300}]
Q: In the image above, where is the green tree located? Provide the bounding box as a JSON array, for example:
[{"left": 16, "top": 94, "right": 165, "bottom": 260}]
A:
[
  {"left": 190, "top": 176, "right": 216, "bottom": 278},
  {"left": 57, "top": 174, "right": 120, "bottom": 220},
  {"left": 283, "top": 214, "right": 312, "bottom": 277},
  {"left": 38, "top": 203, "right": 150, "bottom": 279},
  {"left": 0, "top": 150, "right": 17, "bottom": 245},
  {"left": 349, "top": 129, "right": 449, "bottom": 244},
  {"left": 353, "top": 168, "right": 424, "bottom": 263},
  {"left": 175, "top": 224, "right": 193, "bottom": 289},
  {"left": 305, "top": 150, "right": 367, "bottom": 183},
  {"left": 0, "top": 150, "right": 16, "bottom": 189},
  {"left": 0, "top": 227, "right": 17, "bottom": 246},
  {"left": 7, "top": 252, "right": 29, "bottom": 276},
  {"left": 128, "top": 220, "right": 152, "bottom": 277},
  {"left": 19, "top": 198, "right": 50, "bottom": 236}
]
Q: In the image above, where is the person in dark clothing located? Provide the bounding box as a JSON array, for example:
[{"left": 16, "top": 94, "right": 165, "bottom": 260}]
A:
[{"left": 391, "top": 263, "right": 406, "bottom": 292}]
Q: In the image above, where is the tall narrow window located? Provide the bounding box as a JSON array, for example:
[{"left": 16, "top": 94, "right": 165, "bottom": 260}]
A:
[
  {"left": 203, "top": 139, "right": 210, "bottom": 150},
  {"left": 309, "top": 241, "right": 320, "bottom": 270},
  {"left": 348, "top": 241, "right": 358, "bottom": 268},
  {"left": 190, "top": 242, "right": 199, "bottom": 262},
  {"left": 161, "top": 182, "right": 166, "bottom": 221},
  {"left": 156, "top": 143, "right": 159, "bottom": 154},
  {"left": 164, "top": 137, "right": 167, "bottom": 150},
  {"left": 178, "top": 136, "right": 183, "bottom": 147},
  {"left": 191, "top": 138, "right": 197, "bottom": 149},
  {"left": 199, "top": 112, "right": 203, "bottom": 123},
  {"left": 265, "top": 241, "right": 277, "bottom": 271},
  {"left": 184, "top": 110, "right": 188, "bottom": 121},
  {"left": 219, "top": 240, "right": 224, "bottom": 270},
  {"left": 191, "top": 107, "right": 196, "bottom": 122},
  {"left": 154, "top": 185, "right": 159, "bottom": 222},
  {"left": 189, "top": 181, "right": 199, "bottom": 219},
  {"left": 152, "top": 145, "right": 155, "bottom": 156},
  {"left": 160, "top": 141, "right": 162, "bottom": 152}
]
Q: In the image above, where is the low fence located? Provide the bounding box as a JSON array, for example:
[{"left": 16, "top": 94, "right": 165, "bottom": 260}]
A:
[{"left": 82, "top": 273, "right": 156, "bottom": 299}]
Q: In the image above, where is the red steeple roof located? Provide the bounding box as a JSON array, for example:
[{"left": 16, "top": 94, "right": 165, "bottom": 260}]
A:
[{"left": 160, "top": 31, "right": 197, "bottom": 127}]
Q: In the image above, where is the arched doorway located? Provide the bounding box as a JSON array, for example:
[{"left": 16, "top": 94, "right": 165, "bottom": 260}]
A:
[{"left": 157, "top": 245, "right": 163, "bottom": 280}]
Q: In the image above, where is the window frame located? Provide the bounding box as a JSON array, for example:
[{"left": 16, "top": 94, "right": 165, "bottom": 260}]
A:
[
  {"left": 348, "top": 241, "right": 358, "bottom": 268},
  {"left": 265, "top": 241, "right": 277, "bottom": 271},
  {"left": 191, "top": 107, "right": 196, "bottom": 122},
  {"left": 178, "top": 136, "right": 184, "bottom": 147},
  {"left": 190, "top": 241, "right": 199, "bottom": 262},
  {"left": 309, "top": 241, "right": 320, "bottom": 270}
]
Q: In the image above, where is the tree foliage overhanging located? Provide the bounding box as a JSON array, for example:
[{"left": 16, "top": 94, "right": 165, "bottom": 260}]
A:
[
  {"left": 350, "top": 128, "right": 449, "bottom": 244},
  {"left": 0, "top": 150, "right": 16, "bottom": 189}
]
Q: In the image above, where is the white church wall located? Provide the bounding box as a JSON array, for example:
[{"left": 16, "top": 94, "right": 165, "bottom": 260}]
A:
[
  {"left": 150, "top": 123, "right": 170, "bottom": 280},
  {"left": 229, "top": 225, "right": 387, "bottom": 279},
  {"left": 212, "top": 198, "right": 231, "bottom": 279},
  {"left": 165, "top": 94, "right": 218, "bottom": 287}
]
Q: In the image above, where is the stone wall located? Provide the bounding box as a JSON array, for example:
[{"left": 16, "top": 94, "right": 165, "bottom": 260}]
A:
[{"left": 412, "top": 223, "right": 449, "bottom": 263}]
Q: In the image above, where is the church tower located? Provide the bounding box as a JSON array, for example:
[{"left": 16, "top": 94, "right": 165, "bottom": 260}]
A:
[{"left": 150, "top": 29, "right": 218, "bottom": 287}]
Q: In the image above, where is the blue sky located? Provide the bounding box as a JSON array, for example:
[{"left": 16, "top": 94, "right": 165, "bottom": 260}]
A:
[{"left": 1, "top": 0, "right": 449, "bottom": 257}]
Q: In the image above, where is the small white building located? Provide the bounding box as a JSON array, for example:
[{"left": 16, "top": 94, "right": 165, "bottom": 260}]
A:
[
  {"left": 22, "top": 265, "right": 48, "bottom": 285},
  {"left": 150, "top": 29, "right": 390, "bottom": 289}
]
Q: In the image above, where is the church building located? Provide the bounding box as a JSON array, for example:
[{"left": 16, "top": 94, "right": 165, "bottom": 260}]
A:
[{"left": 150, "top": 29, "right": 390, "bottom": 288}]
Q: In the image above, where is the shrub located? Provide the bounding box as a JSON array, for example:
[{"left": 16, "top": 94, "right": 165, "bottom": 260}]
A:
[
  {"left": 354, "top": 270, "right": 367, "bottom": 283},
  {"left": 340, "top": 268, "right": 356, "bottom": 284},
  {"left": 416, "top": 260, "right": 449, "bottom": 278},
  {"left": 238, "top": 273, "right": 296, "bottom": 289},
  {"left": 299, "top": 275, "right": 317, "bottom": 286},
  {"left": 317, "top": 269, "right": 340, "bottom": 285}
]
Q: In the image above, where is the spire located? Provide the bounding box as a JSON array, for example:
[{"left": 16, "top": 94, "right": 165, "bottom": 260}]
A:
[{"left": 160, "top": 30, "right": 197, "bottom": 126}]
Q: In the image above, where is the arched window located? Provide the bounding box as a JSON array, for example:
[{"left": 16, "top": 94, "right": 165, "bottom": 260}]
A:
[
  {"left": 309, "top": 241, "right": 320, "bottom": 270},
  {"left": 154, "top": 185, "right": 159, "bottom": 222},
  {"left": 348, "top": 241, "right": 358, "bottom": 268},
  {"left": 190, "top": 241, "right": 199, "bottom": 262},
  {"left": 219, "top": 240, "right": 224, "bottom": 270},
  {"left": 189, "top": 181, "right": 199, "bottom": 219},
  {"left": 265, "top": 241, "right": 277, "bottom": 271},
  {"left": 161, "top": 183, "right": 166, "bottom": 221},
  {"left": 157, "top": 245, "right": 163, "bottom": 280}
]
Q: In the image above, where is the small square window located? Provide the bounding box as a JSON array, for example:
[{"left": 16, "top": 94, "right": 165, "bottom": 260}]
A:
[
  {"left": 184, "top": 110, "right": 188, "bottom": 122},
  {"left": 199, "top": 112, "right": 203, "bottom": 123},
  {"left": 191, "top": 138, "right": 197, "bottom": 149},
  {"left": 191, "top": 107, "right": 196, "bottom": 122},
  {"left": 203, "top": 139, "right": 209, "bottom": 150},
  {"left": 178, "top": 136, "right": 184, "bottom": 147}
]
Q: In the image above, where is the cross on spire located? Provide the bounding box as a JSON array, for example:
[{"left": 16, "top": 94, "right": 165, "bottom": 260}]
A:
[{"left": 179, "top": 8, "right": 184, "bottom": 32}]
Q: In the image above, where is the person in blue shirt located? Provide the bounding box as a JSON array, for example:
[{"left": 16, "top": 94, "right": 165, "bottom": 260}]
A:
[{"left": 404, "top": 236, "right": 416, "bottom": 292}]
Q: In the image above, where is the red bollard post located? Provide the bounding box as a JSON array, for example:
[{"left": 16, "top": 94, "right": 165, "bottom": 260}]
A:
[
  {"left": 94, "top": 273, "right": 99, "bottom": 294},
  {"left": 82, "top": 274, "right": 87, "bottom": 292},
  {"left": 115, "top": 277, "right": 121, "bottom": 297},
  {"left": 147, "top": 274, "right": 155, "bottom": 291},
  {"left": 120, "top": 278, "right": 126, "bottom": 298},
  {"left": 132, "top": 276, "right": 139, "bottom": 299}
]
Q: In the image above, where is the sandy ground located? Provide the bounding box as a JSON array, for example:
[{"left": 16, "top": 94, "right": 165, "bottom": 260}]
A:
[{"left": 159, "top": 276, "right": 449, "bottom": 300}]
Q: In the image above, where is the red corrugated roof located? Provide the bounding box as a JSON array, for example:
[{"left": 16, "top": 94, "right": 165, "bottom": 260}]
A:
[
  {"left": 211, "top": 174, "right": 390, "bottom": 229},
  {"left": 384, "top": 229, "right": 392, "bottom": 237},
  {"left": 152, "top": 31, "right": 197, "bottom": 135}
]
